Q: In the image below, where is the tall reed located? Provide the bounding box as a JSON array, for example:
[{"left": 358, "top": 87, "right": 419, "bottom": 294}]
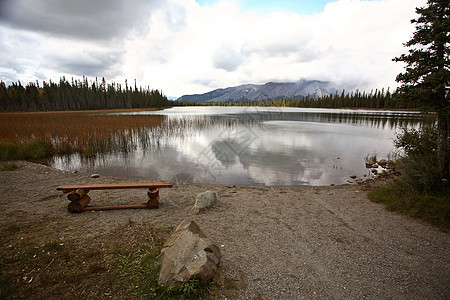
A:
[
  {"left": 0, "top": 112, "right": 166, "bottom": 159},
  {"left": 0, "top": 111, "right": 258, "bottom": 160}
]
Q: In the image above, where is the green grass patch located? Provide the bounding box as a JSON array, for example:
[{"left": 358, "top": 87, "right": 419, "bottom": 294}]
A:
[
  {"left": 0, "top": 139, "right": 54, "bottom": 161},
  {"left": 368, "top": 183, "right": 450, "bottom": 232},
  {"left": 0, "top": 162, "right": 18, "bottom": 171}
]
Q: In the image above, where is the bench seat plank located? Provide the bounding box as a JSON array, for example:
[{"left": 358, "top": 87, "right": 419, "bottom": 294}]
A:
[{"left": 57, "top": 182, "right": 173, "bottom": 191}]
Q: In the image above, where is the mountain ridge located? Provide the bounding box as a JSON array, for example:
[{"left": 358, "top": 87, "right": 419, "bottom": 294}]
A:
[{"left": 177, "top": 80, "right": 340, "bottom": 102}]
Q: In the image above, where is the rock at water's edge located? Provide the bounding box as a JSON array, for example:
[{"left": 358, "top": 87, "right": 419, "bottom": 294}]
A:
[{"left": 378, "top": 159, "right": 388, "bottom": 167}]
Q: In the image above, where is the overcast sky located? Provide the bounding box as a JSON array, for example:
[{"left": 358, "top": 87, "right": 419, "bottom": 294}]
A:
[{"left": 0, "top": 0, "right": 426, "bottom": 97}]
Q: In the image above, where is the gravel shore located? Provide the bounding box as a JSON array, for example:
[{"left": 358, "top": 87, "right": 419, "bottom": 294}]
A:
[{"left": 0, "top": 161, "right": 448, "bottom": 299}]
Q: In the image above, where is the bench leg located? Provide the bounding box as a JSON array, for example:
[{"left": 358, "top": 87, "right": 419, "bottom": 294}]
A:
[
  {"left": 147, "top": 188, "right": 159, "bottom": 208},
  {"left": 68, "top": 195, "right": 91, "bottom": 213},
  {"left": 67, "top": 189, "right": 89, "bottom": 201}
]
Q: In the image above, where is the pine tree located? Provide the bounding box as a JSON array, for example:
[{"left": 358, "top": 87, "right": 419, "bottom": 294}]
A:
[{"left": 393, "top": 0, "right": 449, "bottom": 181}]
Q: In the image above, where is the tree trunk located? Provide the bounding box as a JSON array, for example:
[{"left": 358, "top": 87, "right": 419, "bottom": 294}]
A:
[{"left": 436, "top": 111, "right": 449, "bottom": 182}]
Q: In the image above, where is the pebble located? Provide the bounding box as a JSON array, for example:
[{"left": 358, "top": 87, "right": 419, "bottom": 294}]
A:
[{"left": 91, "top": 174, "right": 100, "bottom": 178}]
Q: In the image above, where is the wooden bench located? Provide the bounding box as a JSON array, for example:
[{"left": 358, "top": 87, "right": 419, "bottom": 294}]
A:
[{"left": 56, "top": 182, "right": 173, "bottom": 213}]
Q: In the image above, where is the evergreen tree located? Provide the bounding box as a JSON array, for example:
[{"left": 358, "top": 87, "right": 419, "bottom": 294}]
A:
[
  {"left": 0, "top": 77, "right": 169, "bottom": 112},
  {"left": 393, "top": 0, "right": 449, "bottom": 181}
]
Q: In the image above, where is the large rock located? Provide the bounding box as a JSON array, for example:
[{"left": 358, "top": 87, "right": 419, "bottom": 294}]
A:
[
  {"left": 191, "top": 191, "right": 217, "bottom": 214},
  {"left": 157, "top": 220, "right": 221, "bottom": 287}
]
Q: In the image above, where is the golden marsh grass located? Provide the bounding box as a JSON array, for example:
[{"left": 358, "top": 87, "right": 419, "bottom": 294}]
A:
[
  {"left": 0, "top": 111, "right": 166, "bottom": 158},
  {"left": 0, "top": 109, "right": 255, "bottom": 160}
]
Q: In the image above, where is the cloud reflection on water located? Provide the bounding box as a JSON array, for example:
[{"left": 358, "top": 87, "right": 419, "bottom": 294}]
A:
[{"left": 51, "top": 107, "right": 430, "bottom": 186}]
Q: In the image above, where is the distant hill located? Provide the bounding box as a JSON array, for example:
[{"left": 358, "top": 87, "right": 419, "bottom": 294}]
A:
[{"left": 177, "top": 80, "right": 339, "bottom": 102}]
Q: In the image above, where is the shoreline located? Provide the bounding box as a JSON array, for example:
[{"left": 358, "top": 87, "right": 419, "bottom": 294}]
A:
[
  {"left": 0, "top": 105, "right": 424, "bottom": 115},
  {"left": 0, "top": 107, "right": 168, "bottom": 115},
  {"left": 0, "top": 161, "right": 448, "bottom": 299}
]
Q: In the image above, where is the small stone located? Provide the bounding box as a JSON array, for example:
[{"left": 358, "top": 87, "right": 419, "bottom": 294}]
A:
[
  {"left": 191, "top": 191, "right": 217, "bottom": 214},
  {"left": 378, "top": 159, "right": 388, "bottom": 167},
  {"left": 372, "top": 163, "right": 379, "bottom": 168},
  {"left": 330, "top": 183, "right": 335, "bottom": 186},
  {"left": 91, "top": 174, "right": 100, "bottom": 178},
  {"left": 371, "top": 169, "right": 378, "bottom": 174},
  {"left": 349, "top": 175, "right": 357, "bottom": 179}
]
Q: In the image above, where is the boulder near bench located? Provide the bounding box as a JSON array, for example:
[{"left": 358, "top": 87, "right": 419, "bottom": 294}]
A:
[{"left": 56, "top": 182, "right": 173, "bottom": 213}]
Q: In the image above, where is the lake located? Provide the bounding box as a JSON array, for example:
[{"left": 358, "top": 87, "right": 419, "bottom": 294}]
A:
[{"left": 51, "top": 106, "right": 427, "bottom": 186}]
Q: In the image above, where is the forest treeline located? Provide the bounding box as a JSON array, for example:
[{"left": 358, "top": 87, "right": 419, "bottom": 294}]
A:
[
  {"left": 174, "top": 88, "right": 421, "bottom": 109},
  {"left": 1, "top": 77, "right": 421, "bottom": 111},
  {"left": 0, "top": 77, "right": 169, "bottom": 112}
]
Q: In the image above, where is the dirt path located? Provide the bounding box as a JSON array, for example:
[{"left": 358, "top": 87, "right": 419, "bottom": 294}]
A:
[{"left": 0, "top": 161, "right": 448, "bottom": 299}]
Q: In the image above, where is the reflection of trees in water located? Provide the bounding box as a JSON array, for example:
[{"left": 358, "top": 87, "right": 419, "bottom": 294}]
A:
[
  {"left": 54, "top": 114, "right": 261, "bottom": 163},
  {"left": 52, "top": 110, "right": 431, "bottom": 173},
  {"left": 317, "top": 112, "right": 433, "bottom": 129},
  {"left": 234, "top": 111, "right": 433, "bottom": 130},
  {"left": 196, "top": 111, "right": 429, "bottom": 185},
  {"left": 136, "top": 115, "right": 261, "bottom": 149}
]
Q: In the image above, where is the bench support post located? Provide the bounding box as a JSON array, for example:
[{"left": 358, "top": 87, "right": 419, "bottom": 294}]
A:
[{"left": 147, "top": 188, "right": 159, "bottom": 208}]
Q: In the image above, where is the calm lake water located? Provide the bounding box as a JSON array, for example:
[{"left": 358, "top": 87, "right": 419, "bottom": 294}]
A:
[{"left": 51, "top": 106, "right": 427, "bottom": 186}]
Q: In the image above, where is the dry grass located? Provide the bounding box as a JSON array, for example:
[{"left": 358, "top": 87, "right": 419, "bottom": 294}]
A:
[
  {"left": 0, "top": 213, "right": 223, "bottom": 299},
  {"left": 0, "top": 220, "right": 211, "bottom": 299},
  {"left": 0, "top": 111, "right": 166, "bottom": 158},
  {"left": 0, "top": 110, "right": 259, "bottom": 160}
]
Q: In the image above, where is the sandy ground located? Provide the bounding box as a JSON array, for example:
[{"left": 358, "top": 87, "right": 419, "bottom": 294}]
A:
[{"left": 0, "top": 161, "right": 448, "bottom": 299}]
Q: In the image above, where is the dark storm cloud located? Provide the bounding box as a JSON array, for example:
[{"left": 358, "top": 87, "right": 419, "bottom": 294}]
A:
[
  {"left": 0, "top": 0, "right": 163, "bottom": 40},
  {"left": 47, "top": 50, "right": 124, "bottom": 77}
]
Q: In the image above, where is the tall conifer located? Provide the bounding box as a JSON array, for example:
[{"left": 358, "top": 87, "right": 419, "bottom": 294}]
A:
[{"left": 393, "top": 0, "right": 449, "bottom": 181}]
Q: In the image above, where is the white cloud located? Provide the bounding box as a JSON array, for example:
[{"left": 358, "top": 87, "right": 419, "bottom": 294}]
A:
[
  {"left": 212, "top": 45, "right": 244, "bottom": 72},
  {"left": 0, "top": 0, "right": 426, "bottom": 96}
]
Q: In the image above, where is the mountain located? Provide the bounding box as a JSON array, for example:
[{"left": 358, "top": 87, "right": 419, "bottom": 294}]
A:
[{"left": 177, "top": 80, "right": 339, "bottom": 102}]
